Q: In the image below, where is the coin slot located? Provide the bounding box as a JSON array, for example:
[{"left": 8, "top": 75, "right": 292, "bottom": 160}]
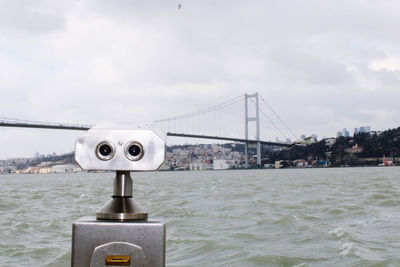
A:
[{"left": 105, "top": 255, "right": 131, "bottom": 266}]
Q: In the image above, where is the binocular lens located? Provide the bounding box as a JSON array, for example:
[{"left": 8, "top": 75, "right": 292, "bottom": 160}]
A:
[
  {"left": 96, "top": 141, "right": 115, "bottom": 161},
  {"left": 99, "top": 144, "right": 112, "bottom": 156},
  {"left": 125, "top": 142, "right": 144, "bottom": 161},
  {"left": 128, "top": 144, "right": 141, "bottom": 157}
]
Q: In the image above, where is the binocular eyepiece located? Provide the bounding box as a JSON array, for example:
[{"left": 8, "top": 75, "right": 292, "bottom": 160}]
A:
[{"left": 95, "top": 141, "right": 144, "bottom": 162}]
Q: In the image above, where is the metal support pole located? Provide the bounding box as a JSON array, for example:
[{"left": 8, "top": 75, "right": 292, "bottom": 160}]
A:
[
  {"left": 96, "top": 171, "right": 148, "bottom": 221},
  {"left": 113, "top": 171, "right": 133, "bottom": 197}
]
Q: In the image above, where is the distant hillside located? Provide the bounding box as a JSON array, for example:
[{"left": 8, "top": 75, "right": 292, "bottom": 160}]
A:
[
  {"left": 3, "top": 127, "right": 399, "bottom": 171},
  {"left": 1, "top": 153, "right": 75, "bottom": 171},
  {"left": 270, "top": 127, "right": 400, "bottom": 166}
]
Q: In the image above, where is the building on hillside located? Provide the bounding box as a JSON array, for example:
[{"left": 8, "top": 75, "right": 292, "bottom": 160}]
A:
[
  {"left": 293, "top": 159, "right": 307, "bottom": 167},
  {"left": 39, "top": 166, "right": 52, "bottom": 174},
  {"left": 371, "top": 131, "right": 383, "bottom": 136},
  {"left": 275, "top": 160, "right": 287, "bottom": 169},
  {"left": 345, "top": 144, "right": 364, "bottom": 154},
  {"left": 263, "top": 163, "right": 274, "bottom": 168},
  {"left": 382, "top": 159, "right": 393, "bottom": 166},
  {"left": 382, "top": 157, "right": 394, "bottom": 166},
  {"left": 52, "top": 164, "right": 81, "bottom": 173},
  {"left": 325, "top": 138, "right": 336, "bottom": 147},
  {"left": 23, "top": 167, "right": 40, "bottom": 174},
  {"left": 0, "top": 166, "right": 15, "bottom": 173},
  {"left": 314, "top": 160, "right": 329, "bottom": 167},
  {"left": 190, "top": 161, "right": 213, "bottom": 170},
  {"left": 213, "top": 159, "right": 236, "bottom": 170}
]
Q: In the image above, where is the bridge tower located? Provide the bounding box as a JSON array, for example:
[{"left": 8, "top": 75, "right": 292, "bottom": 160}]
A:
[{"left": 244, "top": 92, "right": 261, "bottom": 168}]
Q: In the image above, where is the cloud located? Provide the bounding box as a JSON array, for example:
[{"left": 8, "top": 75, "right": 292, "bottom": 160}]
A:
[
  {"left": 370, "top": 58, "right": 400, "bottom": 71},
  {"left": 0, "top": 0, "right": 68, "bottom": 35},
  {"left": 1, "top": 0, "right": 400, "bottom": 158}
]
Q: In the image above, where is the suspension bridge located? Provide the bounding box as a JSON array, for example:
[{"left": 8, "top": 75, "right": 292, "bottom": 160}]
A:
[{"left": 0, "top": 93, "right": 297, "bottom": 168}]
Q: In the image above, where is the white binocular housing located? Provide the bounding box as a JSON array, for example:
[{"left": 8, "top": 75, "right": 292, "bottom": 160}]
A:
[{"left": 74, "top": 125, "right": 166, "bottom": 171}]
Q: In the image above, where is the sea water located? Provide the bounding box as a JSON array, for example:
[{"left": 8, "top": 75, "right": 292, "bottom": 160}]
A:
[{"left": 1, "top": 167, "right": 400, "bottom": 266}]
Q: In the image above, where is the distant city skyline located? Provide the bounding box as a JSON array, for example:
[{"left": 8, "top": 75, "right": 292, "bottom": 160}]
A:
[{"left": 337, "top": 125, "right": 372, "bottom": 138}]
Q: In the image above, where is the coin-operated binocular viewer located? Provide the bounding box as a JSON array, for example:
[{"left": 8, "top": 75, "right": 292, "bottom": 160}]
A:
[{"left": 71, "top": 126, "right": 166, "bottom": 267}]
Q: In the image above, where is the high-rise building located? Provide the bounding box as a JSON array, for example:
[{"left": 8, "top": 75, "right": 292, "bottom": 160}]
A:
[
  {"left": 342, "top": 128, "right": 350, "bottom": 137},
  {"left": 354, "top": 128, "right": 359, "bottom": 135},
  {"left": 359, "top": 126, "right": 371, "bottom": 133}
]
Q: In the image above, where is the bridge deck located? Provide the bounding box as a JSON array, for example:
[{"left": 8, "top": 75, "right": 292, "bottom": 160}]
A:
[
  {"left": 0, "top": 122, "right": 90, "bottom": 131},
  {"left": 0, "top": 122, "right": 290, "bottom": 147},
  {"left": 166, "top": 132, "right": 290, "bottom": 146}
]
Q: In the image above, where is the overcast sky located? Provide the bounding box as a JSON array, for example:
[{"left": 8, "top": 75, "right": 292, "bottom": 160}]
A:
[{"left": 1, "top": 0, "right": 400, "bottom": 159}]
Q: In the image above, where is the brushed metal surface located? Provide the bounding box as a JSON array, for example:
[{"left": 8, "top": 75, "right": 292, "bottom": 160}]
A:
[
  {"left": 96, "top": 197, "right": 148, "bottom": 221},
  {"left": 72, "top": 217, "right": 165, "bottom": 267},
  {"left": 113, "top": 171, "right": 133, "bottom": 197}
]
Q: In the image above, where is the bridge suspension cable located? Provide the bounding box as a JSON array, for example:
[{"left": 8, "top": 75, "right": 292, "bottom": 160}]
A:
[
  {"left": 257, "top": 103, "right": 289, "bottom": 141},
  {"left": 258, "top": 95, "right": 298, "bottom": 140},
  {"left": 153, "top": 94, "right": 244, "bottom": 123},
  {"left": 247, "top": 96, "right": 289, "bottom": 141}
]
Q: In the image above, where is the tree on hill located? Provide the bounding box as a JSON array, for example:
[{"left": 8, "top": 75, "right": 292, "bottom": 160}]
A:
[{"left": 266, "top": 126, "right": 400, "bottom": 167}]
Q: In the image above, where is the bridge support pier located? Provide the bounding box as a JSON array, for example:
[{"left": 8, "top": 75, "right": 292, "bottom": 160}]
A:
[
  {"left": 244, "top": 142, "right": 249, "bottom": 168},
  {"left": 257, "top": 141, "right": 261, "bottom": 167},
  {"left": 244, "top": 92, "right": 261, "bottom": 168}
]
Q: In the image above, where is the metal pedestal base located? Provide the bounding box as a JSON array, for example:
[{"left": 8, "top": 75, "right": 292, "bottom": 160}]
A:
[
  {"left": 96, "top": 197, "right": 148, "bottom": 220},
  {"left": 71, "top": 217, "right": 166, "bottom": 267},
  {"left": 95, "top": 171, "right": 148, "bottom": 221}
]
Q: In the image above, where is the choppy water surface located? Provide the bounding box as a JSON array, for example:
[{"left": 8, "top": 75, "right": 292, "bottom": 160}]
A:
[{"left": 1, "top": 167, "right": 400, "bottom": 266}]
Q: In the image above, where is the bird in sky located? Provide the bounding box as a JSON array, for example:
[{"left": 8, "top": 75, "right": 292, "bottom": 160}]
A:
[
  {"left": 288, "top": 136, "right": 316, "bottom": 149},
  {"left": 177, "top": 3, "right": 182, "bottom": 9}
]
